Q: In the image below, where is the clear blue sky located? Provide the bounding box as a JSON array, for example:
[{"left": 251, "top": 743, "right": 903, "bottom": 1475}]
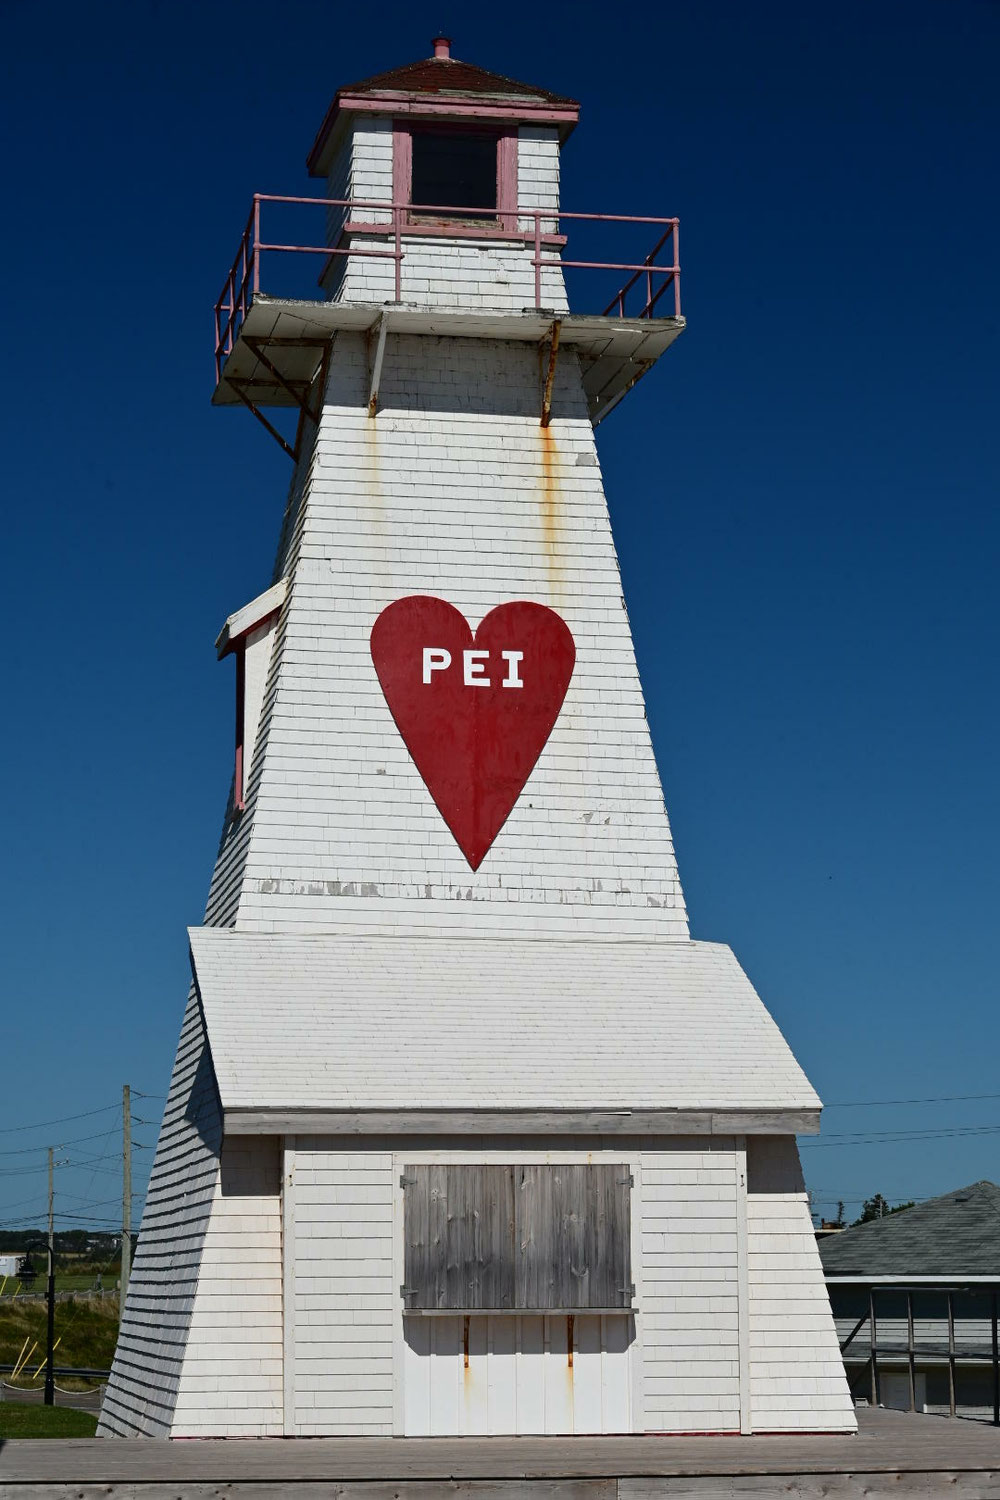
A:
[{"left": 2, "top": 0, "right": 998, "bottom": 1236}]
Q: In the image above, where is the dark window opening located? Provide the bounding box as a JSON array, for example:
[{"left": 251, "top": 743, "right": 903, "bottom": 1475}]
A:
[{"left": 410, "top": 129, "right": 498, "bottom": 220}]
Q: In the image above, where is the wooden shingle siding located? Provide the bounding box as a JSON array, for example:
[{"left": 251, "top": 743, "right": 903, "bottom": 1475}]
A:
[
  {"left": 98, "top": 988, "right": 224, "bottom": 1435},
  {"left": 288, "top": 1136, "right": 783, "bottom": 1436},
  {"left": 226, "top": 334, "right": 689, "bottom": 940},
  {"left": 402, "top": 1164, "right": 631, "bottom": 1311},
  {"left": 290, "top": 1142, "right": 396, "bottom": 1435},
  {"left": 171, "top": 1139, "right": 284, "bottom": 1436},
  {"left": 746, "top": 1138, "right": 855, "bottom": 1431},
  {"left": 517, "top": 126, "right": 560, "bottom": 234},
  {"left": 190, "top": 930, "right": 818, "bottom": 1116},
  {"left": 640, "top": 1140, "right": 742, "bottom": 1432}
]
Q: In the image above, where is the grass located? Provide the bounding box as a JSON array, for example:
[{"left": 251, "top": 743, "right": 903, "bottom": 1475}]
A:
[
  {"left": 0, "top": 1295, "right": 118, "bottom": 1390},
  {"left": 0, "top": 1403, "right": 99, "bottom": 1438},
  {"left": 0, "top": 1269, "right": 120, "bottom": 1298}
]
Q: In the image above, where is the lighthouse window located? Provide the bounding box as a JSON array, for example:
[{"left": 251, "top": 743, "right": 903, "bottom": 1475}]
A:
[{"left": 409, "top": 128, "right": 499, "bottom": 220}]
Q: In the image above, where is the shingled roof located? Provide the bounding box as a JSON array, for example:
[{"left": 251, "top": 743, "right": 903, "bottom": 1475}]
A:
[
  {"left": 307, "top": 42, "right": 579, "bottom": 176},
  {"left": 820, "top": 1181, "right": 1000, "bottom": 1281},
  {"left": 338, "top": 54, "right": 578, "bottom": 107}
]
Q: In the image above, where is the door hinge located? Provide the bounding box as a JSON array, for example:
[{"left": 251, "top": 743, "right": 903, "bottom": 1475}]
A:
[
  {"left": 619, "top": 1282, "right": 636, "bottom": 1300},
  {"left": 400, "top": 1174, "right": 416, "bottom": 1187},
  {"left": 619, "top": 1173, "right": 634, "bottom": 1187}
]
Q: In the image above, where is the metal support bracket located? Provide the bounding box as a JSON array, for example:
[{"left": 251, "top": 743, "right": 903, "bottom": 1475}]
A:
[
  {"left": 225, "top": 337, "right": 331, "bottom": 463},
  {"left": 368, "top": 310, "right": 391, "bottom": 418},
  {"left": 540, "top": 319, "right": 562, "bottom": 428}
]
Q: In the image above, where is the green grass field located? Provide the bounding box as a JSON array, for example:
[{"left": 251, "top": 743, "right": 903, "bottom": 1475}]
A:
[
  {"left": 0, "top": 1295, "right": 118, "bottom": 1390},
  {"left": 0, "top": 1403, "right": 99, "bottom": 1438},
  {"left": 0, "top": 1270, "right": 119, "bottom": 1299}
]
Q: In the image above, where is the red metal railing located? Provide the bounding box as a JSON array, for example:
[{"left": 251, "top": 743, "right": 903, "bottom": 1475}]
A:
[{"left": 214, "top": 195, "right": 681, "bottom": 382}]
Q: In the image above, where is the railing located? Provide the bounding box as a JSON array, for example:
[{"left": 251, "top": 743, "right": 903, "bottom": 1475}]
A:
[{"left": 214, "top": 194, "right": 681, "bottom": 381}]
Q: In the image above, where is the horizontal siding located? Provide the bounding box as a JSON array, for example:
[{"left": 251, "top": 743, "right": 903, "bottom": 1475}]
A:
[
  {"left": 98, "top": 989, "right": 223, "bottom": 1436},
  {"left": 746, "top": 1138, "right": 855, "bottom": 1432},
  {"left": 291, "top": 1143, "right": 395, "bottom": 1435},
  {"left": 640, "top": 1139, "right": 741, "bottom": 1432},
  {"left": 171, "top": 1139, "right": 283, "bottom": 1436},
  {"left": 234, "top": 334, "right": 689, "bottom": 940}
]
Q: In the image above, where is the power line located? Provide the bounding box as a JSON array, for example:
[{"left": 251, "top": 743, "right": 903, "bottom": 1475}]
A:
[
  {"left": 833, "top": 1095, "right": 1000, "bottom": 1108},
  {"left": 0, "top": 1130, "right": 133, "bottom": 1158},
  {"left": 0, "top": 1092, "right": 162, "bottom": 1137},
  {"left": 802, "top": 1123, "right": 1000, "bottom": 1149},
  {"left": 0, "top": 1104, "right": 119, "bottom": 1136}
]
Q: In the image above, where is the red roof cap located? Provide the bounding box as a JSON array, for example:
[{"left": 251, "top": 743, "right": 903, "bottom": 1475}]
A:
[{"left": 307, "top": 41, "right": 580, "bottom": 176}]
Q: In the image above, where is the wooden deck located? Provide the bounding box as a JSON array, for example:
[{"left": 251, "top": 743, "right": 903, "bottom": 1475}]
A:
[{"left": 2, "top": 1408, "right": 1000, "bottom": 1497}]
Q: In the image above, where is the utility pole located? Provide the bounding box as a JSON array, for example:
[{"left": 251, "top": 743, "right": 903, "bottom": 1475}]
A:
[
  {"left": 44, "top": 1147, "right": 55, "bottom": 1406},
  {"left": 121, "top": 1084, "right": 131, "bottom": 1325}
]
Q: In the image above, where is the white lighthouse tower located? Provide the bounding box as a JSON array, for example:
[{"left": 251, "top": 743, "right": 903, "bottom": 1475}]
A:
[{"left": 100, "top": 41, "right": 854, "bottom": 1439}]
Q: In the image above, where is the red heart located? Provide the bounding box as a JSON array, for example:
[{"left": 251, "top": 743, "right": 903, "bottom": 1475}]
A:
[{"left": 371, "top": 597, "right": 576, "bottom": 870}]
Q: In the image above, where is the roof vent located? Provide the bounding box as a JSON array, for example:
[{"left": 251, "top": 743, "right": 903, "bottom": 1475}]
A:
[{"left": 432, "top": 36, "right": 452, "bottom": 59}]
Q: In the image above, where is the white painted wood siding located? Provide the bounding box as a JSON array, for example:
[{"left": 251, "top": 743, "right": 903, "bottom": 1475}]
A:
[
  {"left": 98, "top": 989, "right": 224, "bottom": 1435},
  {"left": 322, "top": 116, "right": 567, "bottom": 311},
  {"left": 746, "top": 1137, "right": 855, "bottom": 1432},
  {"left": 229, "top": 333, "right": 688, "bottom": 939},
  {"left": 640, "top": 1140, "right": 742, "bottom": 1432},
  {"left": 288, "top": 1141, "right": 396, "bottom": 1435},
  {"left": 518, "top": 126, "right": 560, "bottom": 234},
  {"left": 403, "top": 1313, "right": 633, "bottom": 1435},
  {"left": 336, "top": 234, "right": 567, "bottom": 312},
  {"left": 285, "top": 1135, "right": 851, "bottom": 1437},
  {"left": 171, "top": 1139, "right": 284, "bottom": 1436}
]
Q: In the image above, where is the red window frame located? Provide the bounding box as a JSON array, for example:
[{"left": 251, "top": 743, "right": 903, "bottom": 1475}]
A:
[{"left": 393, "top": 121, "right": 518, "bottom": 234}]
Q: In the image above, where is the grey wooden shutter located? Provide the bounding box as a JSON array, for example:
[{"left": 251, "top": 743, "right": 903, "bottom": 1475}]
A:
[
  {"left": 403, "top": 1164, "right": 632, "bottom": 1311},
  {"left": 402, "top": 1165, "right": 515, "bottom": 1310},
  {"left": 516, "top": 1164, "right": 632, "bottom": 1310}
]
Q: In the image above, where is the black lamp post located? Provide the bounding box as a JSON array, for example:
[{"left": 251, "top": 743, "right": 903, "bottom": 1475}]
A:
[{"left": 17, "top": 1242, "right": 56, "bottom": 1406}]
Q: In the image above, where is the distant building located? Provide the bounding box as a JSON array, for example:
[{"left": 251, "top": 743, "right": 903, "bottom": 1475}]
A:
[
  {"left": 820, "top": 1181, "right": 1000, "bottom": 1421},
  {"left": 0, "top": 1254, "right": 21, "bottom": 1278}
]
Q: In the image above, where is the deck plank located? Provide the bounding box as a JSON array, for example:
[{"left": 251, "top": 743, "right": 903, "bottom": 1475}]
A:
[{"left": 2, "top": 1410, "right": 1000, "bottom": 1489}]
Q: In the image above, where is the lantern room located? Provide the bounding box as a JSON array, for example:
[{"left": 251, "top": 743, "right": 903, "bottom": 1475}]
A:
[
  {"left": 213, "top": 39, "right": 684, "bottom": 458},
  {"left": 305, "top": 36, "right": 578, "bottom": 311}
]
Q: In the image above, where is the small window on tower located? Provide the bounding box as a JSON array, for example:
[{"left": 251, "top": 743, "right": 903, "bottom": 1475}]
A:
[{"left": 410, "top": 129, "right": 498, "bottom": 220}]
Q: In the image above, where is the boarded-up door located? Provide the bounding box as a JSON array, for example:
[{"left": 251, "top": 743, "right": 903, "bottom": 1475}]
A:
[
  {"left": 402, "top": 1164, "right": 632, "bottom": 1311},
  {"left": 401, "top": 1165, "right": 635, "bottom": 1435},
  {"left": 403, "top": 1311, "right": 635, "bottom": 1435}
]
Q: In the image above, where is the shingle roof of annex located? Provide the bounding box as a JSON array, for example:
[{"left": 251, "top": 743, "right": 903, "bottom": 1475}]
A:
[
  {"left": 188, "top": 929, "right": 819, "bottom": 1115},
  {"left": 820, "top": 1181, "right": 1000, "bottom": 1280}
]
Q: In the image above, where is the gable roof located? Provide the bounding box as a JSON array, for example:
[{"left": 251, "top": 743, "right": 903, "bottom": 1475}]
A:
[
  {"left": 188, "top": 929, "right": 820, "bottom": 1122},
  {"left": 820, "top": 1181, "right": 1000, "bottom": 1281},
  {"left": 307, "top": 47, "right": 579, "bottom": 176}
]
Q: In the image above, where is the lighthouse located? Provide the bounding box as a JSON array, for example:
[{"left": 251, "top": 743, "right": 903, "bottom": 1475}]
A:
[{"left": 99, "top": 41, "right": 854, "bottom": 1439}]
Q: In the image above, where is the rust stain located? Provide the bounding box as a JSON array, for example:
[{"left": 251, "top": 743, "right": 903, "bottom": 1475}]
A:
[
  {"left": 463, "top": 1314, "right": 470, "bottom": 1370},
  {"left": 361, "top": 413, "right": 392, "bottom": 593},
  {"left": 567, "top": 1314, "right": 574, "bottom": 1370},
  {"left": 538, "top": 423, "right": 564, "bottom": 599}
]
